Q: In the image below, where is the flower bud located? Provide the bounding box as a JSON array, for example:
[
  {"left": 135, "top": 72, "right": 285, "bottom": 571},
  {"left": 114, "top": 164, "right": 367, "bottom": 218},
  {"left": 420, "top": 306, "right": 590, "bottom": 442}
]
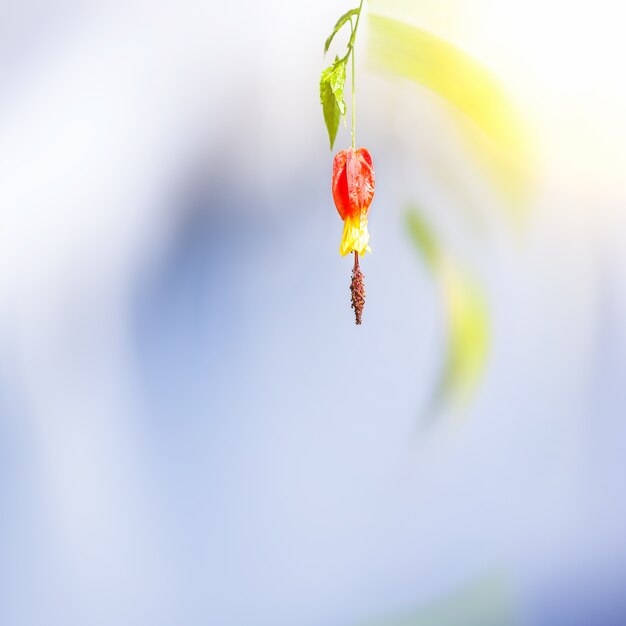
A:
[{"left": 332, "top": 147, "right": 375, "bottom": 256}]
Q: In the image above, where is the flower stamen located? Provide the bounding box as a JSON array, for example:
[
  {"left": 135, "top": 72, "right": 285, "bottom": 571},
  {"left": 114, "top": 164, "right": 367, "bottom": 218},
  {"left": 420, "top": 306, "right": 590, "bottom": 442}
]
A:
[{"left": 350, "top": 251, "right": 366, "bottom": 325}]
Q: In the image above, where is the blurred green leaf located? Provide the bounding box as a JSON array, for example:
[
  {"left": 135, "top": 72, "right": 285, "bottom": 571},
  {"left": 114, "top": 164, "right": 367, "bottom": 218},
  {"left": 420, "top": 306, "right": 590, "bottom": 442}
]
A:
[
  {"left": 440, "top": 260, "right": 489, "bottom": 402},
  {"left": 320, "top": 57, "right": 348, "bottom": 149},
  {"left": 357, "top": 570, "right": 516, "bottom": 626},
  {"left": 324, "top": 8, "right": 359, "bottom": 53},
  {"left": 405, "top": 209, "right": 440, "bottom": 271},
  {"left": 406, "top": 207, "right": 489, "bottom": 404}
]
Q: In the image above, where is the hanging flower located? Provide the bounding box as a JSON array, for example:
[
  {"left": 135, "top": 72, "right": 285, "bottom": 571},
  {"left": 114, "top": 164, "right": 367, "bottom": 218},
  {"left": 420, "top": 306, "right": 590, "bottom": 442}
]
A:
[{"left": 332, "top": 147, "right": 375, "bottom": 256}]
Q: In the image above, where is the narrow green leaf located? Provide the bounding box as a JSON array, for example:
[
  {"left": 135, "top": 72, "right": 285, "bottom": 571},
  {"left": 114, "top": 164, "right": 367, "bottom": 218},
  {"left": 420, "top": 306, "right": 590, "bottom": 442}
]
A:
[
  {"left": 324, "top": 8, "right": 359, "bottom": 53},
  {"left": 320, "top": 57, "right": 347, "bottom": 149},
  {"left": 320, "top": 80, "right": 341, "bottom": 149}
]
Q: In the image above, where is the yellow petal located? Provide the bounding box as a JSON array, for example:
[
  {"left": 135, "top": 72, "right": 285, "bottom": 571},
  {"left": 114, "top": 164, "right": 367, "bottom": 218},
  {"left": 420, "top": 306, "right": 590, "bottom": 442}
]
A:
[{"left": 340, "top": 212, "right": 371, "bottom": 256}]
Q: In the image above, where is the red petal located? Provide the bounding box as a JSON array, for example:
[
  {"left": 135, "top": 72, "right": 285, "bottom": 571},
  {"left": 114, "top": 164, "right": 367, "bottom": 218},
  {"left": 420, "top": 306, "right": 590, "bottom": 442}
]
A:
[
  {"left": 332, "top": 148, "right": 352, "bottom": 220},
  {"left": 346, "top": 148, "right": 375, "bottom": 216},
  {"left": 357, "top": 147, "right": 373, "bottom": 169},
  {"left": 332, "top": 147, "right": 375, "bottom": 222}
]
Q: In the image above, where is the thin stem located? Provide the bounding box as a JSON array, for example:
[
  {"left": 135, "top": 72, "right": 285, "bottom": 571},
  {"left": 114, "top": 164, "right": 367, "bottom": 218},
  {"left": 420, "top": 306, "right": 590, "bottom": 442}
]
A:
[
  {"left": 349, "top": 18, "right": 355, "bottom": 148},
  {"left": 350, "top": 0, "right": 364, "bottom": 148},
  {"left": 351, "top": 37, "right": 356, "bottom": 148},
  {"left": 353, "top": 250, "right": 359, "bottom": 269}
]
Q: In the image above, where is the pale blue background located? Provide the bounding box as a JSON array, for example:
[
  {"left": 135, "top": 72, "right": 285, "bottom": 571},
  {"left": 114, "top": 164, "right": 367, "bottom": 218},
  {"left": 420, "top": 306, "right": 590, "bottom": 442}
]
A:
[{"left": 1, "top": 1, "right": 625, "bottom": 625}]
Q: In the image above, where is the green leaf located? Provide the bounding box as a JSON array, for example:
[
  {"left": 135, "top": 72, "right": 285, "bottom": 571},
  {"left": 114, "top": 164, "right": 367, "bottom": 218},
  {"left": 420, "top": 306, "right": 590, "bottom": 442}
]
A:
[
  {"left": 320, "top": 57, "right": 347, "bottom": 149},
  {"left": 324, "top": 8, "right": 359, "bottom": 54}
]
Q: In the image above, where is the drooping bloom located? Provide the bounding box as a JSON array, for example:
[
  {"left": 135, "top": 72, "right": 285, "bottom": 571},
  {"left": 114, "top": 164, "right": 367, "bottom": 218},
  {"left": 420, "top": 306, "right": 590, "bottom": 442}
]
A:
[{"left": 332, "top": 147, "right": 375, "bottom": 256}]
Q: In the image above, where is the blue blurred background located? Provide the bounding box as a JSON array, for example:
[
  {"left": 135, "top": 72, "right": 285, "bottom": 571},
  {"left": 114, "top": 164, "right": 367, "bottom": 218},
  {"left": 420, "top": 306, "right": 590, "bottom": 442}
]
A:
[{"left": 1, "top": 1, "right": 626, "bottom": 625}]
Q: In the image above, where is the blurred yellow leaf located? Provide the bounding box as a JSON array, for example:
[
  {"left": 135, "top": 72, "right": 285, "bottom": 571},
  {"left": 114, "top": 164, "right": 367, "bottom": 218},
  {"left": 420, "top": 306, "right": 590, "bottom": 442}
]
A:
[{"left": 369, "top": 13, "right": 530, "bottom": 210}]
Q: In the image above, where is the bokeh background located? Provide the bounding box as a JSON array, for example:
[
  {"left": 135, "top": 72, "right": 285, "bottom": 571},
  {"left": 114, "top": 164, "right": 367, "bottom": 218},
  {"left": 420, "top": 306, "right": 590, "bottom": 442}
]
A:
[{"left": 1, "top": 1, "right": 626, "bottom": 625}]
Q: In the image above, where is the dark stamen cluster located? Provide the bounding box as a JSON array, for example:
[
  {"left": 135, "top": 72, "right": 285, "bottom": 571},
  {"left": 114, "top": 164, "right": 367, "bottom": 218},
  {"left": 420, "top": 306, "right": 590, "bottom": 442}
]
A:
[{"left": 350, "top": 252, "right": 366, "bottom": 325}]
